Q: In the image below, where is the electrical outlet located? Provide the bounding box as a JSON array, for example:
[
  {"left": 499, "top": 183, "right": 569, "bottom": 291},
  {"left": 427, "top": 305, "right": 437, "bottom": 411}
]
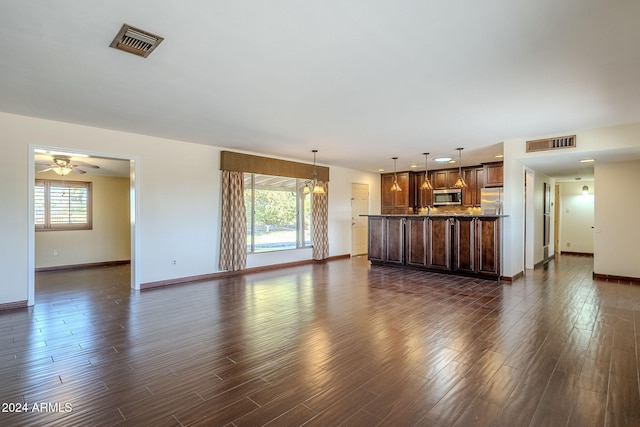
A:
[
  {"left": 53, "top": 249, "right": 58, "bottom": 256},
  {"left": 567, "top": 242, "right": 571, "bottom": 248},
  {"left": 172, "top": 259, "right": 177, "bottom": 265}
]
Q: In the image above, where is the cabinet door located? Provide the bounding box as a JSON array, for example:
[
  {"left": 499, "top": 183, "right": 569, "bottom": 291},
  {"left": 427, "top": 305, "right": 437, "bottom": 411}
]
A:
[
  {"left": 476, "top": 217, "right": 500, "bottom": 276},
  {"left": 427, "top": 217, "right": 451, "bottom": 270},
  {"left": 453, "top": 217, "right": 475, "bottom": 273},
  {"left": 462, "top": 167, "right": 485, "bottom": 206},
  {"left": 433, "top": 171, "right": 448, "bottom": 189},
  {"left": 385, "top": 217, "right": 405, "bottom": 264},
  {"left": 462, "top": 169, "right": 476, "bottom": 206},
  {"left": 406, "top": 217, "right": 428, "bottom": 267},
  {"left": 368, "top": 217, "right": 385, "bottom": 262},
  {"left": 483, "top": 163, "right": 503, "bottom": 187},
  {"left": 447, "top": 170, "right": 461, "bottom": 189},
  {"left": 412, "top": 172, "right": 432, "bottom": 208},
  {"left": 394, "top": 172, "right": 410, "bottom": 207},
  {"left": 381, "top": 174, "right": 396, "bottom": 208}
]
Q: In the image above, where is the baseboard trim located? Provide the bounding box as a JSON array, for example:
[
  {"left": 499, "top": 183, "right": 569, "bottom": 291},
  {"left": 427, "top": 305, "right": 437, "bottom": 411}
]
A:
[
  {"left": 593, "top": 272, "right": 640, "bottom": 284},
  {"left": 560, "top": 251, "right": 594, "bottom": 257},
  {"left": 0, "top": 300, "right": 28, "bottom": 312},
  {"left": 502, "top": 270, "right": 524, "bottom": 282},
  {"left": 141, "top": 254, "right": 351, "bottom": 290},
  {"left": 36, "top": 260, "right": 131, "bottom": 273}
]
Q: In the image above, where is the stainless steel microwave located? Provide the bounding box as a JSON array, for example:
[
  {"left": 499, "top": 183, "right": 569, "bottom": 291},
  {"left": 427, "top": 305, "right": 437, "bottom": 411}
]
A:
[{"left": 433, "top": 188, "right": 462, "bottom": 205}]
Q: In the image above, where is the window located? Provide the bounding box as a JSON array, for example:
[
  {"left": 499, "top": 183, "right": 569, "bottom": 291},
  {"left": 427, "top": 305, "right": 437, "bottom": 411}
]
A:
[
  {"left": 35, "top": 179, "right": 92, "bottom": 231},
  {"left": 244, "top": 173, "right": 312, "bottom": 253}
]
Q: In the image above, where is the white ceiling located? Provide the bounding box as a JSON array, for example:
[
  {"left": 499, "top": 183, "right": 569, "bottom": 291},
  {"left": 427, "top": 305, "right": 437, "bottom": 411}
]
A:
[{"left": 2, "top": 1, "right": 640, "bottom": 179}]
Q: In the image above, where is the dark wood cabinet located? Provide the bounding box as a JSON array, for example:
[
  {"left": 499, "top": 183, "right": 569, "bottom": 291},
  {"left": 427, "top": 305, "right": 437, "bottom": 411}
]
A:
[
  {"left": 433, "top": 170, "right": 461, "bottom": 189},
  {"left": 381, "top": 172, "right": 411, "bottom": 214},
  {"left": 453, "top": 217, "right": 475, "bottom": 273},
  {"left": 385, "top": 216, "right": 405, "bottom": 264},
  {"left": 462, "top": 167, "right": 484, "bottom": 207},
  {"left": 427, "top": 216, "right": 452, "bottom": 271},
  {"left": 476, "top": 216, "right": 501, "bottom": 276},
  {"left": 406, "top": 217, "right": 427, "bottom": 267},
  {"left": 380, "top": 162, "right": 500, "bottom": 212},
  {"left": 368, "top": 216, "right": 385, "bottom": 262},
  {"left": 454, "top": 216, "right": 501, "bottom": 276},
  {"left": 411, "top": 172, "right": 433, "bottom": 208},
  {"left": 483, "top": 162, "right": 503, "bottom": 187},
  {"left": 367, "top": 215, "right": 502, "bottom": 279}
]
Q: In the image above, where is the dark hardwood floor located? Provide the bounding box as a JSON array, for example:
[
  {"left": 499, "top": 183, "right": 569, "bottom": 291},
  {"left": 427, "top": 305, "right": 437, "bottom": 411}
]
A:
[{"left": 1, "top": 255, "right": 639, "bottom": 426}]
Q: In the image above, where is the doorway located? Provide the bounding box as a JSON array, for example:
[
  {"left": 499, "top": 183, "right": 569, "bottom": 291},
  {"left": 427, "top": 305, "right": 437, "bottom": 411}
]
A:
[
  {"left": 351, "top": 183, "right": 369, "bottom": 256},
  {"left": 28, "top": 145, "right": 139, "bottom": 306}
]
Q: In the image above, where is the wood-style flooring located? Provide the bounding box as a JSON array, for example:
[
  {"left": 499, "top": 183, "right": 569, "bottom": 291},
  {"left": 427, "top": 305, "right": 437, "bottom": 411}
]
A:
[{"left": 1, "top": 255, "right": 639, "bottom": 426}]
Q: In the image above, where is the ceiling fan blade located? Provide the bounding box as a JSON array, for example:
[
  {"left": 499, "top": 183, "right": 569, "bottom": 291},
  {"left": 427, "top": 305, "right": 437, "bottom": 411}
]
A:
[
  {"left": 71, "top": 162, "right": 99, "bottom": 169},
  {"left": 73, "top": 168, "right": 87, "bottom": 174},
  {"left": 37, "top": 167, "right": 53, "bottom": 173}
]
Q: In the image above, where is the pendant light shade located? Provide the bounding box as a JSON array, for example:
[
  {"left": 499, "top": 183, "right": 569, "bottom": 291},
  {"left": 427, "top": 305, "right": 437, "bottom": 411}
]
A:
[
  {"left": 390, "top": 157, "right": 402, "bottom": 191},
  {"left": 420, "top": 152, "right": 433, "bottom": 190},
  {"left": 581, "top": 185, "right": 589, "bottom": 195},
  {"left": 453, "top": 147, "right": 468, "bottom": 188},
  {"left": 305, "top": 149, "right": 325, "bottom": 194}
]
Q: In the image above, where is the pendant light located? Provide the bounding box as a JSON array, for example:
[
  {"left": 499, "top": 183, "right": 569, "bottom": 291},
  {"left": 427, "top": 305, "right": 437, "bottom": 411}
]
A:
[
  {"left": 304, "top": 149, "right": 325, "bottom": 194},
  {"left": 453, "top": 147, "right": 468, "bottom": 188},
  {"left": 420, "top": 152, "right": 433, "bottom": 190},
  {"left": 390, "top": 157, "right": 402, "bottom": 191}
]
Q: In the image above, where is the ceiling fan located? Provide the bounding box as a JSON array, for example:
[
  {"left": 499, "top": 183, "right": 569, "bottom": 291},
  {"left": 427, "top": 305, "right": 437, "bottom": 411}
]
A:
[{"left": 37, "top": 156, "right": 99, "bottom": 176}]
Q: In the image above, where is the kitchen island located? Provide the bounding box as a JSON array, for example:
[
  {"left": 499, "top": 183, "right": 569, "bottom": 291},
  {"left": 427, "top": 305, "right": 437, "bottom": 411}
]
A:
[{"left": 366, "top": 214, "right": 506, "bottom": 280}]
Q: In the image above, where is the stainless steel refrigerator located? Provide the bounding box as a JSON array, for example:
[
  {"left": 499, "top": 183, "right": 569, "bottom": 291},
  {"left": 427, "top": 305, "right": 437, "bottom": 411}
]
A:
[{"left": 480, "top": 187, "right": 503, "bottom": 215}]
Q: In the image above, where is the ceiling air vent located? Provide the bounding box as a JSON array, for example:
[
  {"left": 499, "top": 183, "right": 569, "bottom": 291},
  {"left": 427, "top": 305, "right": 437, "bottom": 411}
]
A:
[
  {"left": 526, "top": 135, "right": 576, "bottom": 153},
  {"left": 110, "top": 24, "right": 164, "bottom": 58}
]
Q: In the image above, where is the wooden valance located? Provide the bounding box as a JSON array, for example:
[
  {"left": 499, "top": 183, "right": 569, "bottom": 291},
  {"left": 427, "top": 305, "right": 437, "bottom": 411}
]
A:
[{"left": 220, "top": 151, "right": 330, "bottom": 182}]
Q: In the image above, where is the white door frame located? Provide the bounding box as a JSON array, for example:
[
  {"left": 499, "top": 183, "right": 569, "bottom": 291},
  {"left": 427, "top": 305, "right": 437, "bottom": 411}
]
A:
[{"left": 28, "top": 145, "right": 140, "bottom": 305}]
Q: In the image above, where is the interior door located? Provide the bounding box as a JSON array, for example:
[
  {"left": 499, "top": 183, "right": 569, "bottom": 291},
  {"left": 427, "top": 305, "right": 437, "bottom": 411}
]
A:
[{"left": 351, "top": 183, "right": 369, "bottom": 256}]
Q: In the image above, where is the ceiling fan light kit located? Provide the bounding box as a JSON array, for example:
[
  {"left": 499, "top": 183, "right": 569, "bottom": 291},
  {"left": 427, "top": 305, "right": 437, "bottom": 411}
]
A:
[{"left": 38, "top": 156, "right": 99, "bottom": 176}]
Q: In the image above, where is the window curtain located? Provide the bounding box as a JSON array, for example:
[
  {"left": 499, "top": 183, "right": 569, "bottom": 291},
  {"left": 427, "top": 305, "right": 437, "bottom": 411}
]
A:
[
  {"left": 312, "top": 182, "right": 329, "bottom": 260},
  {"left": 219, "top": 170, "right": 247, "bottom": 271}
]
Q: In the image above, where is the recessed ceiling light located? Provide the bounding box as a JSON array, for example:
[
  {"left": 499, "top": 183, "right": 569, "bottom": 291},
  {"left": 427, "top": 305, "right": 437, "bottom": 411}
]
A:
[
  {"left": 495, "top": 154, "right": 504, "bottom": 158},
  {"left": 448, "top": 160, "right": 456, "bottom": 164},
  {"left": 378, "top": 169, "right": 385, "bottom": 172},
  {"left": 434, "top": 157, "right": 452, "bottom": 162},
  {"left": 410, "top": 164, "right": 418, "bottom": 168},
  {"left": 580, "top": 159, "right": 595, "bottom": 163}
]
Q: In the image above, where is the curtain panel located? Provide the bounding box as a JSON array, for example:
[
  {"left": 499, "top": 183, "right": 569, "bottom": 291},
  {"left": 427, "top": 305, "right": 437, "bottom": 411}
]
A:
[
  {"left": 312, "top": 182, "right": 329, "bottom": 260},
  {"left": 219, "top": 170, "right": 247, "bottom": 271}
]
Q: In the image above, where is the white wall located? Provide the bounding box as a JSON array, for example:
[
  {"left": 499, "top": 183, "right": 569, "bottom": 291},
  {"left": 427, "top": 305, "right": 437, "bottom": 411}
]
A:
[
  {"left": 1, "top": 111, "right": 380, "bottom": 306},
  {"left": 594, "top": 161, "right": 640, "bottom": 278},
  {"left": 557, "top": 180, "right": 594, "bottom": 254},
  {"left": 502, "top": 156, "right": 525, "bottom": 278},
  {"left": 35, "top": 172, "right": 131, "bottom": 269}
]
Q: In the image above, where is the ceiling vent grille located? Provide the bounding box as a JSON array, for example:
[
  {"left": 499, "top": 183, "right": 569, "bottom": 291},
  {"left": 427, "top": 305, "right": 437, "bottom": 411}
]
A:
[
  {"left": 110, "top": 24, "right": 164, "bottom": 58},
  {"left": 526, "top": 135, "right": 576, "bottom": 153}
]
